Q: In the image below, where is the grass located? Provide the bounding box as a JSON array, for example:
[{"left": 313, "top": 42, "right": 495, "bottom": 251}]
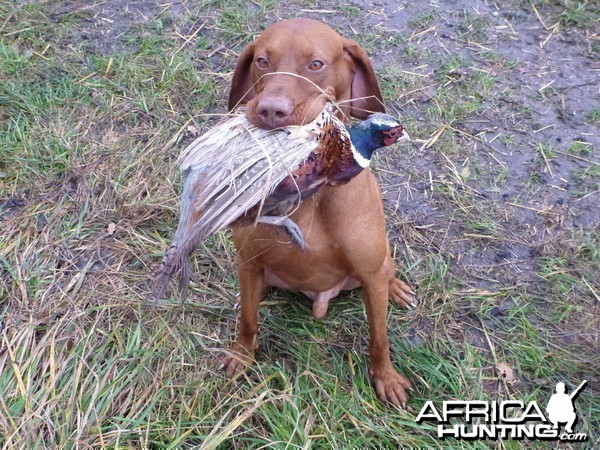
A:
[{"left": 1, "top": 0, "right": 599, "bottom": 448}]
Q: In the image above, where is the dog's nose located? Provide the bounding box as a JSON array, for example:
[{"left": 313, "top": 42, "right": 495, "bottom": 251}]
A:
[{"left": 256, "top": 96, "right": 294, "bottom": 129}]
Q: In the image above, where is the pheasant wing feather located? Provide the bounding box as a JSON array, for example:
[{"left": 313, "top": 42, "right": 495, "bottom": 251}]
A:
[{"left": 177, "top": 109, "right": 330, "bottom": 239}]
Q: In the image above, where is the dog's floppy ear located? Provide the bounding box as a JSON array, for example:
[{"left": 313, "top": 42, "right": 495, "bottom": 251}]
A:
[
  {"left": 227, "top": 42, "right": 256, "bottom": 111},
  {"left": 342, "top": 39, "right": 386, "bottom": 119}
]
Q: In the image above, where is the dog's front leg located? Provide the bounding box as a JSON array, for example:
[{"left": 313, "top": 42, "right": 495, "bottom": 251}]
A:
[
  {"left": 361, "top": 271, "right": 412, "bottom": 407},
  {"left": 222, "top": 261, "right": 264, "bottom": 377}
]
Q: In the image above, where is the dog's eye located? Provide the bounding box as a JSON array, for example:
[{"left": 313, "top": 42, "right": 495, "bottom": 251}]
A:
[
  {"left": 256, "top": 57, "right": 269, "bottom": 69},
  {"left": 309, "top": 60, "right": 324, "bottom": 71}
]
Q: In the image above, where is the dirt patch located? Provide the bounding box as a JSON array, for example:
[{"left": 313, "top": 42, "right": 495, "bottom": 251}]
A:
[
  {"left": 46, "top": 0, "right": 186, "bottom": 54},
  {"left": 331, "top": 0, "right": 600, "bottom": 288}
]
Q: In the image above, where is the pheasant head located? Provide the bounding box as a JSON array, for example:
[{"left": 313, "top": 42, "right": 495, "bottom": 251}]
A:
[{"left": 346, "top": 113, "right": 410, "bottom": 167}]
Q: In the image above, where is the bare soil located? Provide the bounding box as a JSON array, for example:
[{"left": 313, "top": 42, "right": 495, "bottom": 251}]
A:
[{"left": 345, "top": 0, "right": 599, "bottom": 289}]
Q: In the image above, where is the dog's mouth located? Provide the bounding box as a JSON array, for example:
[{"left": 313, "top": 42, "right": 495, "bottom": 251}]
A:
[{"left": 246, "top": 88, "right": 336, "bottom": 130}]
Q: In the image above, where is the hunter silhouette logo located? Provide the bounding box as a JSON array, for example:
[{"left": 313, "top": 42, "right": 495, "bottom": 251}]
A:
[
  {"left": 416, "top": 380, "right": 588, "bottom": 441},
  {"left": 546, "top": 380, "right": 587, "bottom": 434}
]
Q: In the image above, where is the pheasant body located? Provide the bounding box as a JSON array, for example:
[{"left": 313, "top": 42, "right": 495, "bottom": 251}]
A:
[{"left": 153, "top": 105, "right": 408, "bottom": 299}]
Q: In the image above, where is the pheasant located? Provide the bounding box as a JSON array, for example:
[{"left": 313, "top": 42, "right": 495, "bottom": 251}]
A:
[{"left": 153, "top": 105, "right": 409, "bottom": 299}]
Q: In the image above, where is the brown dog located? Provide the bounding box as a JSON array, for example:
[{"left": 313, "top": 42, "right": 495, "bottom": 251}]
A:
[{"left": 223, "top": 18, "right": 415, "bottom": 406}]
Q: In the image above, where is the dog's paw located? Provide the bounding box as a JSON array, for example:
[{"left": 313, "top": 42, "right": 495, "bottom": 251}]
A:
[
  {"left": 389, "top": 278, "right": 417, "bottom": 309},
  {"left": 221, "top": 343, "right": 256, "bottom": 378},
  {"left": 370, "top": 366, "right": 412, "bottom": 408}
]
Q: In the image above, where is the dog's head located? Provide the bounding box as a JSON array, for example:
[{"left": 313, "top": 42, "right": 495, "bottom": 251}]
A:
[{"left": 228, "top": 18, "right": 385, "bottom": 129}]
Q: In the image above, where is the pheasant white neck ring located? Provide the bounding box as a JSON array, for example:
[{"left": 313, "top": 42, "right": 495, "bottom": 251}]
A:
[{"left": 351, "top": 144, "right": 371, "bottom": 168}]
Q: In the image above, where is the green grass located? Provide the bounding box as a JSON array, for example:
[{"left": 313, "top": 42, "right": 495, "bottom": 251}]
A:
[
  {"left": 526, "top": 0, "right": 599, "bottom": 29},
  {"left": 588, "top": 109, "right": 600, "bottom": 125},
  {"left": 1, "top": 0, "right": 599, "bottom": 448}
]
